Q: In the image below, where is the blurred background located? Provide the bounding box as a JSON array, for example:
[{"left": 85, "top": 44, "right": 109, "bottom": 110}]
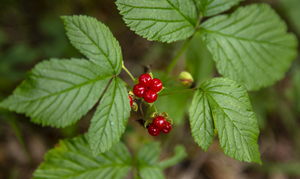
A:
[{"left": 0, "top": 0, "right": 299, "bottom": 178}]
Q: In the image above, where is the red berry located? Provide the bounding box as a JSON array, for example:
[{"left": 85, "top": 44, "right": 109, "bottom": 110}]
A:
[
  {"left": 148, "top": 124, "right": 160, "bottom": 136},
  {"left": 133, "top": 84, "right": 146, "bottom": 97},
  {"left": 161, "top": 121, "right": 172, "bottom": 134},
  {"left": 149, "top": 78, "right": 163, "bottom": 92},
  {"left": 153, "top": 116, "right": 166, "bottom": 129},
  {"left": 129, "top": 95, "right": 133, "bottom": 107},
  {"left": 143, "top": 89, "right": 157, "bottom": 103},
  {"left": 139, "top": 74, "right": 152, "bottom": 87}
]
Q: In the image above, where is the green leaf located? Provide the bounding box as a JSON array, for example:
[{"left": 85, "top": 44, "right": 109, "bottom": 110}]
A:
[
  {"left": 62, "top": 15, "right": 122, "bottom": 75},
  {"left": 137, "top": 143, "right": 186, "bottom": 179},
  {"left": 195, "top": 0, "right": 244, "bottom": 17},
  {"left": 0, "top": 59, "right": 111, "bottom": 127},
  {"left": 190, "top": 78, "right": 261, "bottom": 164},
  {"left": 279, "top": 0, "right": 300, "bottom": 36},
  {"left": 33, "top": 135, "right": 132, "bottom": 179},
  {"left": 88, "top": 77, "right": 131, "bottom": 156},
  {"left": 116, "top": 0, "right": 197, "bottom": 43},
  {"left": 186, "top": 32, "right": 214, "bottom": 85},
  {"left": 199, "top": 4, "right": 298, "bottom": 91}
]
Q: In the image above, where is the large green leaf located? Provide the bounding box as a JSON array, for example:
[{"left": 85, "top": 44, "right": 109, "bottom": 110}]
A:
[
  {"left": 137, "top": 142, "right": 186, "bottom": 179},
  {"left": 195, "top": 0, "right": 244, "bottom": 17},
  {"left": 88, "top": 77, "right": 131, "bottom": 156},
  {"left": 116, "top": 0, "right": 197, "bottom": 43},
  {"left": 200, "top": 4, "right": 298, "bottom": 91},
  {"left": 62, "top": 15, "right": 122, "bottom": 75},
  {"left": 190, "top": 78, "right": 261, "bottom": 164},
  {"left": 33, "top": 135, "right": 132, "bottom": 179},
  {"left": 0, "top": 59, "right": 111, "bottom": 127}
]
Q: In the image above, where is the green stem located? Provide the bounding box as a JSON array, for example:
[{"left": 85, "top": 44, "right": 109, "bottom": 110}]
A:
[
  {"left": 122, "top": 63, "right": 136, "bottom": 82},
  {"left": 123, "top": 81, "right": 133, "bottom": 90},
  {"left": 152, "top": 104, "right": 158, "bottom": 113},
  {"left": 158, "top": 87, "right": 199, "bottom": 97}
]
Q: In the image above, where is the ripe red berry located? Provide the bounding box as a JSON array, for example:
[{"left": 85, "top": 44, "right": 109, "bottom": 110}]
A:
[
  {"left": 148, "top": 124, "right": 160, "bottom": 136},
  {"left": 143, "top": 89, "right": 157, "bottom": 103},
  {"left": 153, "top": 116, "right": 166, "bottom": 129},
  {"left": 149, "top": 78, "right": 163, "bottom": 92},
  {"left": 129, "top": 95, "right": 133, "bottom": 107},
  {"left": 133, "top": 84, "right": 146, "bottom": 97},
  {"left": 139, "top": 74, "right": 152, "bottom": 87},
  {"left": 161, "top": 121, "right": 172, "bottom": 134}
]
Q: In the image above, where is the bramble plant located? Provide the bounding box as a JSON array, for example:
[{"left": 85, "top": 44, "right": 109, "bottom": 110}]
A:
[{"left": 0, "top": 0, "right": 298, "bottom": 178}]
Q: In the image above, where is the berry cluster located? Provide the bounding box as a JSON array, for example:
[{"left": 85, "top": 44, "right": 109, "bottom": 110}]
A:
[
  {"left": 148, "top": 116, "right": 172, "bottom": 136},
  {"left": 133, "top": 74, "right": 163, "bottom": 103}
]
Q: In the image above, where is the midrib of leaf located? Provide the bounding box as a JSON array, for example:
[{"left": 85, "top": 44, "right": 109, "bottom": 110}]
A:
[
  {"left": 16, "top": 76, "right": 111, "bottom": 103},
  {"left": 165, "top": 0, "right": 195, "bottom": 26},
  {"left": 70, "top": 20, "right": 115, "bottom": 73},
  {"left": 205, "top": 92, "right": 254, "bottom": 160}
]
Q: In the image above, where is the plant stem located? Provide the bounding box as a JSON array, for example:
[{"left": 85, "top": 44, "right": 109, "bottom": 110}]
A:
[
  {"left": 158, "top": 87, "right": 199, "bottom": 97},
  {"left": 162, "top": 37, "right": 193, "bottom": 81},
  {"left": 122, "top": 63, "right": 136, "bottom": 82},
  {"left": 123, "top": 81, "right": 133, "bottom": 90},
  {"left": 152, "top": 104, "right": 158, "bottom": 113}
]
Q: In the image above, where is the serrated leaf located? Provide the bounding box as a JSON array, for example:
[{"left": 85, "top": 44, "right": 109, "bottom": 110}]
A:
[
  {"left": 195, "top": 0, "right": 244, "bottom": 17},
  {"left": 62, "top": 15, "right": 122, "bottom": 75},
  {"left": 191, "top": 78, "right": 261, "bottom": 164},
  {"left": 199, "top": 4, "right": 298, "bottom": 91},
  {"left": 137, "top": 143, "right": 186, "bottom": 179},
  {"left": 0, "top": 59, "right": 111, "bottom": 127},
  {"left": 33, "top": 135, "right": 132, "bottom": 179},
  {"left": 116, "top": 0, "right": 197, "bottom": 43},
  {"left": 88, "top": 77, "right": 131, "bottom": 156}
]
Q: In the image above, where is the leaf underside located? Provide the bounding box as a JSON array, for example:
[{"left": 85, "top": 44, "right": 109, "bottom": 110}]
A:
[
  {"left": 33, "top": 135, "right": 132, "bottom": 179},
  {"left": 0, "top": 59, "right": 111, "bottom": 127},
  {"left": 190, "top": 78, "right": 261, "bottom": 164},
  {"left": 200, "top": 4, "right": 298, "bottom": 91},
  {"left": 196, "top": 0, "right": 244, "bottom": 17},
  {"left": 88, "top": 77, "right": 131, "bottom": 156},
  {"left": 116, "top": 0, "right": 197, "bottom": 43}
]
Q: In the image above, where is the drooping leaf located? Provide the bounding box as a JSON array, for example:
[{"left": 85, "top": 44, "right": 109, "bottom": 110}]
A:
[
  {"left": 33, "top": 135, "right": 132, "bottom": 179},
  {"left": 186, "top": 32, "right": 214, "bottom": 85},
  {"left": 116, "top": 0, "right": 197, "bottom": 43},
  {"left": 195, "top": 0, "right": 244, "bottom": 17},
  {"left": 88, "top": 77, "right": 131, "bottom": 156},
  {"left": 190, "top": 78, "right": 261, "bottom": 164},
  {"left": 0, "top": 59, "right": 111, "bottom": 127},
  {"left": 62, "top": 15, "right": 122, "bottom": 75},
  {"left": 137, "top": 142, "right": 186, "bottom": 179},
  {"left": 200, "top": 4, "right": 298, "bottom": 91}
]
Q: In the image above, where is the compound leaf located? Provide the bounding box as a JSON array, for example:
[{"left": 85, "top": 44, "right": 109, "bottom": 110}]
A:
[
  {"left": 116, "top": 0, "right": 197, "bottom": 43},
  {"left": 62, "top": 15, "right": 122, "bottom": 75},
  {"left": 200, "top": 4, "right": 298, "bottom": 91},
  {"left": 33, "top": 135, "right": 132, "bottom": 179},
  {"left": 195, "top": 0, "right": 244, "bottom": 17},
  {"left": 190, "top": 78, "right": 261, "bottom": 164},
  {"left": 88, "top": 77, "right": 131, "bottom": 156},
  {"left": 0, "top": 59, "right": 111, "bottom": 128}
]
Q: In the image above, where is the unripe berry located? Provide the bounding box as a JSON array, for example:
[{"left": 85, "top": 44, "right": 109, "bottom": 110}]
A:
[
  {"left": 139, "top": 73, "right": 152, "bottom": 87},
  {"left": 148, "top": 124, "right": 160, "bottom": 136},
  {"left": 161, "top": 121, "right": 172, "bottom": 134},
  {"left": 149, "top": 78, "right": 163, "bottom": 92},
  {"left": 133, "top": 84, "right": 146, "bottom": 97},
  {"left": 179, "top": 71, "right": 194, "bottom": 86},
  {"left": 143, "top": 89, "right": 157, "bottom": 103}
]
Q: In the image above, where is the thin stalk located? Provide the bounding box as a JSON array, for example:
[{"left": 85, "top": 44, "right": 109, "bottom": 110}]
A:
[
  {"left": 158, "top": 87, "right": 199, "bottom": 97},
  {"left": 152, "top": 104, "right": 158, "bottom": 113},
  {"left": 122, "top": 63, "right": 136, "bottom": 82},
  {"left": 123, "top": 81, "right": 133, "bottom": 90}
]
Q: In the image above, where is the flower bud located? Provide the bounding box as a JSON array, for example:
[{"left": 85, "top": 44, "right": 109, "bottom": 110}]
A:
[
  {"left": 179, "top": 71, "right": 194, "bottom": 86},
  {"left": 131, "top": 102, "right": 138, "bottom": 112}
]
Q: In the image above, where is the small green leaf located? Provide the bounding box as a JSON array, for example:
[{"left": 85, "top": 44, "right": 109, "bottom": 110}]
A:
[
  {"left": 33, "top": 135, "right": 132, "bottom": 179},
  {"left": 195, "top": 0, "right": 244, "bottom": 17},
  {"left": 200, "top": 4, "right": 298, "bottom": 91},
  {"left": 0, "top": 59, "right": 111, "bottom": 127},
  {"left": 190, "top": 78, "right": 261, "bottom": 164},
  {"left": 62, "top": 15, "right": 122, "bottom": 75},
  {"left": 88, "top": 77, "right": 131, "bottom": 156},
  {"left": 116, "top": 0, "right": 197, "bottom": 43}
]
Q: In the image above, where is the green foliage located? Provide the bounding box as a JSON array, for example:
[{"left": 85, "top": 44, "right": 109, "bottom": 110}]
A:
[
  {"left": 62, "top": 15, "right": 122, "bottom": 74},
  {"left": 200, "top": 4, "right": 298, "bottom": 91},
  {"left": 116, "top": 0, "right": 197, "bottom": 43},
  {"left": 88, "top": 77, "right": 131, "bottom": 156},
  {"left": 195, "top": 0, "right": 244, "bottom": 17},
  {"left": 190, "top": 78, "right": 261, "bottom": 164},
  {"left": 280, "top": 0, "right": 300, "bottom": 36},
  {"left": 0, "top": 59, "right": 111, "bottom": 127},
  {"left": 33, "top": 135, "right": 132, "bottom": 179},
  {"left": 137, "top": 142, "right": 186, "bottom": 179}
]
